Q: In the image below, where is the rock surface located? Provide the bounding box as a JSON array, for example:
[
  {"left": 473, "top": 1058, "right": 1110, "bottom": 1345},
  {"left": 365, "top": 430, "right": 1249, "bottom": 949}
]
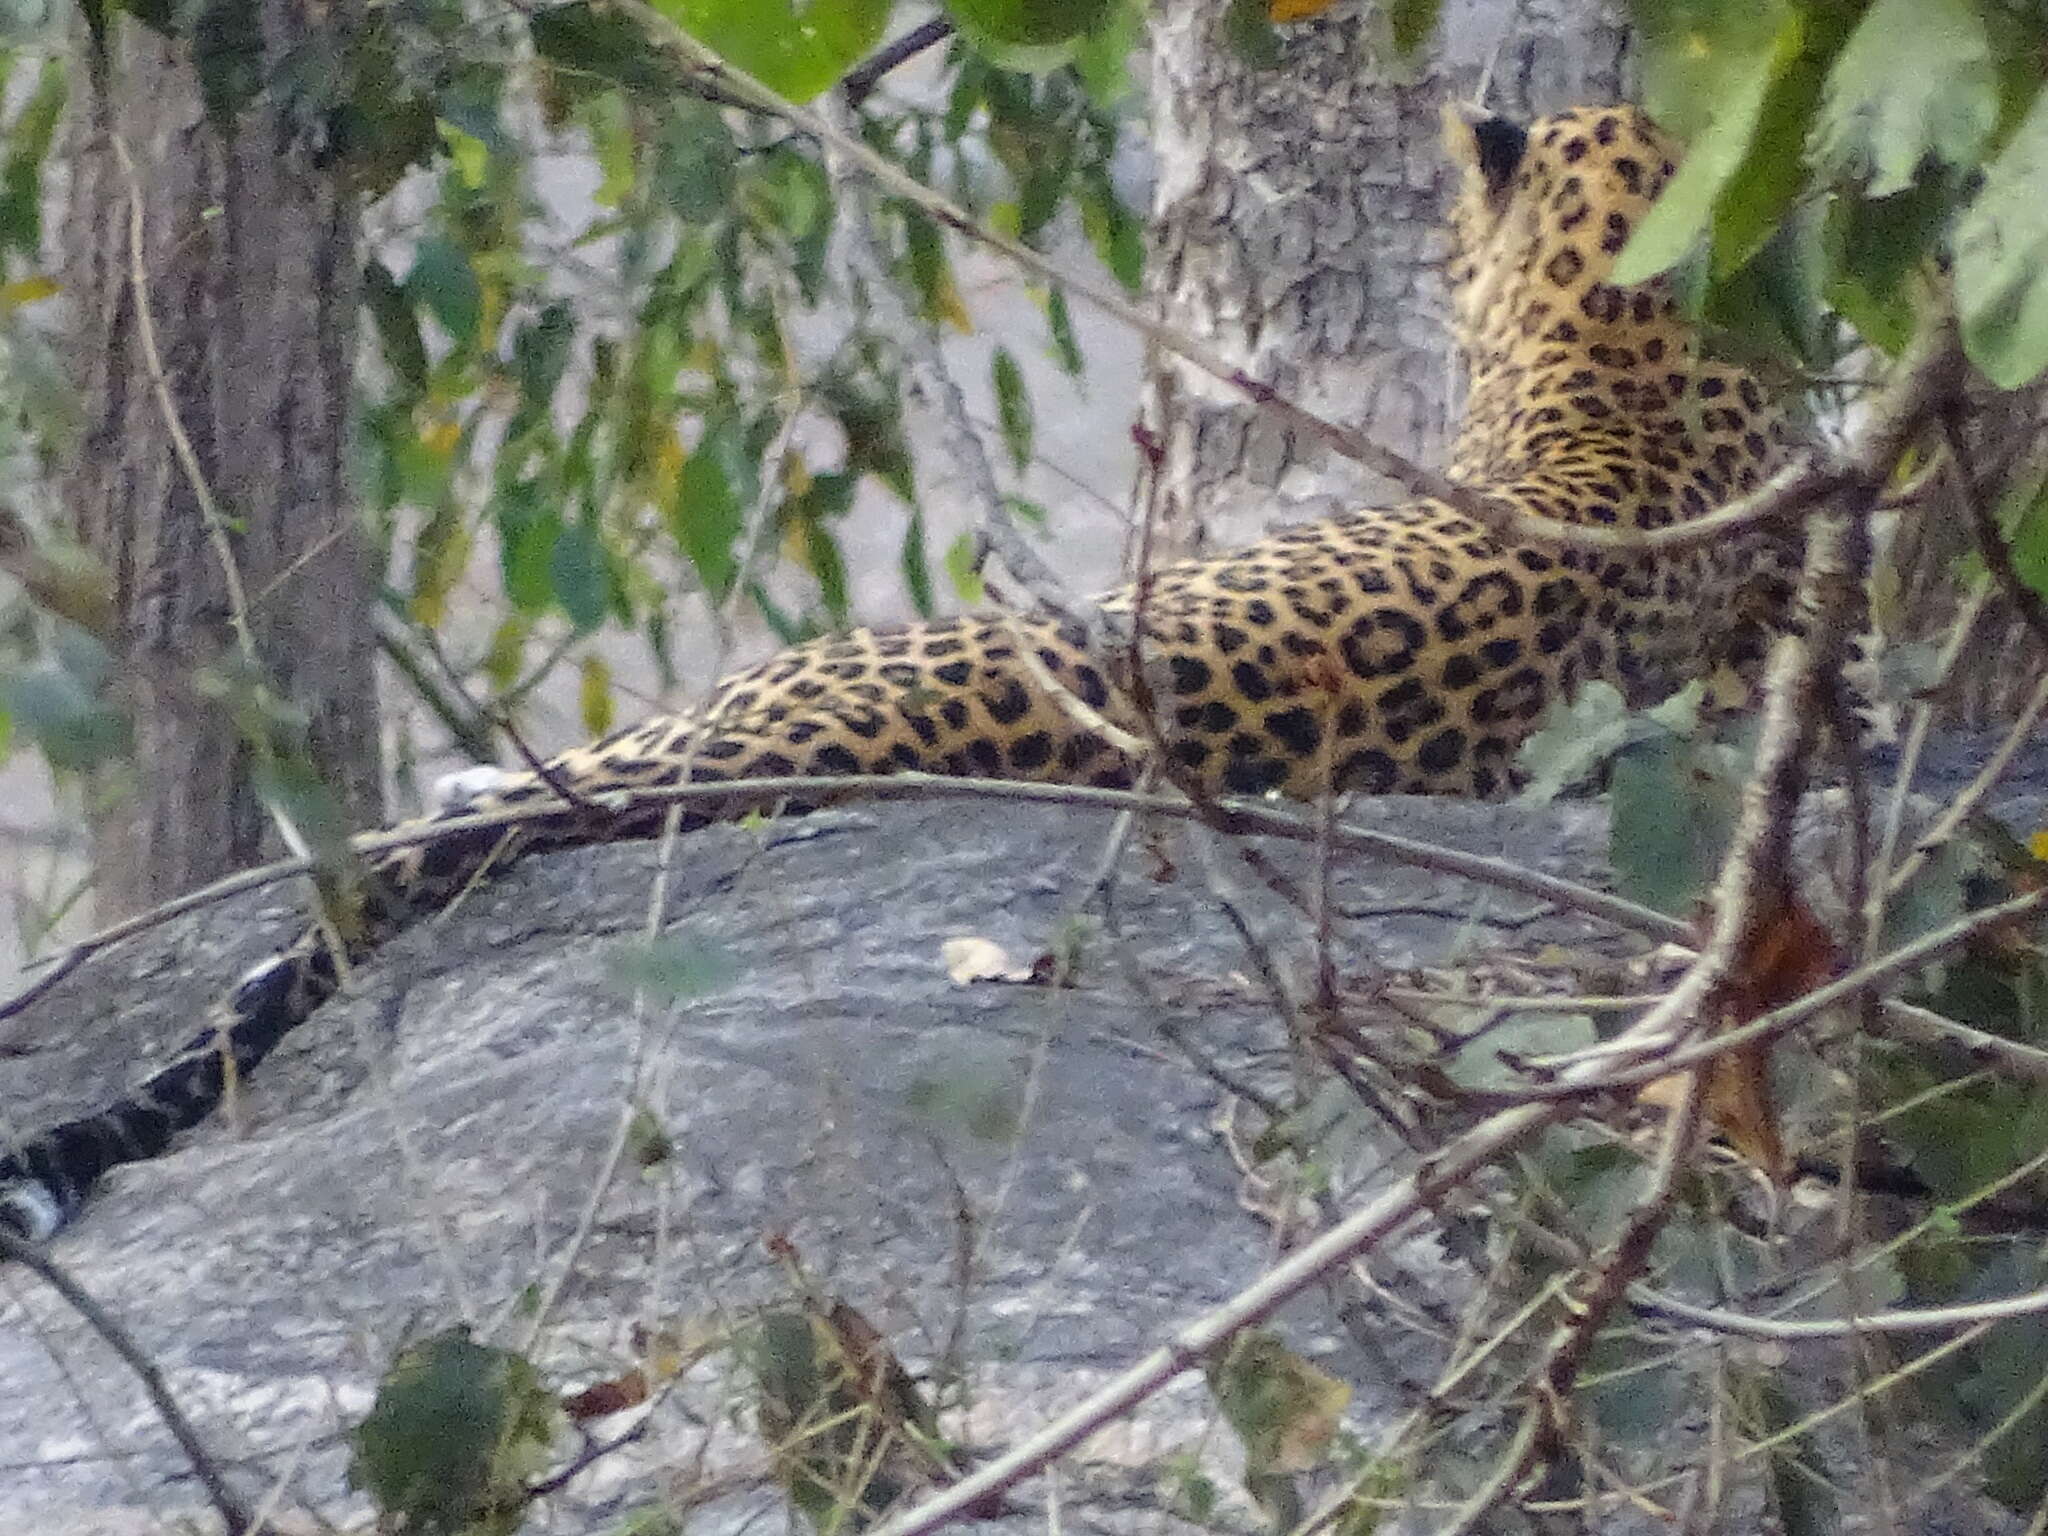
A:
[{"left": 0, "top": 785, "right": 2037, "bottom": 1535}]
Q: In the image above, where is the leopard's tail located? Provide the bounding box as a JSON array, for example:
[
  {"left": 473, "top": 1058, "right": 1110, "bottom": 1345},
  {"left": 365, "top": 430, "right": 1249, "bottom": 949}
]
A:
[
  {"left": 0, "top": 936, "right": 346, "bottom": 1240},
  {"left": 0, "top": 799, "right": 560, "bottom": 1240}
]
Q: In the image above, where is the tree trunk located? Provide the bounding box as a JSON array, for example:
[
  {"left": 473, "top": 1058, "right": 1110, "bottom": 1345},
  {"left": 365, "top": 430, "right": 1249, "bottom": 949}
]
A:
[
  {"left": 63, "top": 2, "right": 380, "bottom": 916},
  {"left": 1135, "top": 0, "right": 1632, "bottom": 562}
]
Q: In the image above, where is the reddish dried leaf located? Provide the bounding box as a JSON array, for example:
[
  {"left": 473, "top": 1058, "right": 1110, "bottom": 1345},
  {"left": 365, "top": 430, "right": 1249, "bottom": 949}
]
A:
[
  {"left": 563, "top": 1369, "right": 649, "bottom": 1422},
  {"left": 1646, "top": 891, "right": 1838, "bottom": 1180}
]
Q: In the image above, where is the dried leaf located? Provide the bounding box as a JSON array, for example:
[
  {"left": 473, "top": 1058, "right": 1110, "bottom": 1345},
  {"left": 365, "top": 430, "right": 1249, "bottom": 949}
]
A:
[
  {"left": 1645, "top": 891, "right": 1838, "bottom": 1180},
  {"left": 563, "top": 1369, "right": 650, "bottom": 1422},
  {"left": 1269, "top": 0, "right": 1333, "bottom": 18},
  {"left": 941, "top": 936, "right": 1035, "bottom": 985}
]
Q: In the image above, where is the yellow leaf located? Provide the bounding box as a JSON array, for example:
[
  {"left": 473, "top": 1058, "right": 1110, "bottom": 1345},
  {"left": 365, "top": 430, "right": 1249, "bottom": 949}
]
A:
[
  {"left": 1270, "top": 0, "right": 1334, "bottom": 18},
  {"left": 0, "top": 276, "right": 59, "bottom": 310},
  {"left": 409, "top": 520, "right": 473, "bottom": 631},
  {"left": 481, "top": 617, "right": 528, "bottom": 692},
  {"left": 419, "top": 416, "right": 461, "bottom": 458},
  {"left": 2030, "top": 830, "right": 2048, "bottom": 864},
  {"left": 439, "top": 121, "right": 489, "bottom": 189},
  {"left": 579, "top": 653, "right": 615, "bottom": 738},
  {"left": 930, "top": 269, "right": 974, "bottom": 335}
]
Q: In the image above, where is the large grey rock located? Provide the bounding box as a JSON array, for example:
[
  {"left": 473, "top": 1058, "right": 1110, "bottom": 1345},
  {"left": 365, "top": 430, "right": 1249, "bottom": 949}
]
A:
[{"left": 0, "top": 786, "right": 2035, "bottom": 1535}]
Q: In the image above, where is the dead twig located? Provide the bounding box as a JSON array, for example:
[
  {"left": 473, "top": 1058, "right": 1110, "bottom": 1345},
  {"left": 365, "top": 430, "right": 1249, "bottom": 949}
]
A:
[{"left": 841, "top": 18, "right": 953, "bottom": 108}]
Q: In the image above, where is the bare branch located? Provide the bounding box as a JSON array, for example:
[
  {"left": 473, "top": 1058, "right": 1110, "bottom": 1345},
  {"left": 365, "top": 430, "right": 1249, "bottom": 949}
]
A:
[
  {"left": 841, "top": 18, "right": 953, "bottom": 108},
  {"left": 0, "top": 1228, "right": 259, "bottom": 1534},
  {"left": 0, "top": 772, "right": 1687, "bottom": 1033}
]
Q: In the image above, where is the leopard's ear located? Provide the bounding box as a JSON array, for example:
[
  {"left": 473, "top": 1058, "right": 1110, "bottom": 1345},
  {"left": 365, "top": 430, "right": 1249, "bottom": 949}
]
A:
[{"left": 1441, "top": 104, "right": 1528, "bottom": 201}]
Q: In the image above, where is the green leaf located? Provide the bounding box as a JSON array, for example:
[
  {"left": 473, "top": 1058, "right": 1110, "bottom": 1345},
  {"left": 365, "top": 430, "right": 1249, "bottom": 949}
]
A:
[
  {"left": 1610, "top": 737, "right": 1737, "bottom": 916},
  {"left": 945, "top": 0, "right": 1114, "bottom": 47},
  {"left": 653, "top": 0, "right": 891, "bottom": 103},
  {"left": 1809, "top": 0, "right": 1997, "bottom": 198},
  {"left": 792, "top": 475, "right": 855, "bottom": 624},
  {"left": 0, "top": 664, "right": 129, "bottom": 772},
  {"left": 407, "top": 235, "right": 483, "bottom": 348},
  {"left": 990, "top": 345, "right": 1033, "bottom": 474},
  {"left": 1072, "top": 0, "right": 1142, "bottom": 106},
  {"left": 655, "top": 100, "right": 738, "bottom": 220},
  {"left": 1700, "top": 203, "right": 1836, "bottom": 374},
  {"left": 669, "top": 421, "right": 746, "bottom": 598},
  {"left": 900, "top": 508, "right": 936, "bottom": 618},
  {"left": 513, "top": 302, "right": 575, "bottom": 412},
  {"left": 1823, "top": 174, "right": 1955, "bottom": 355},
  {"left": 1706, "top": 15, "right": 1850, "bottom": 277},
  {"left": 1223, "top": 0, "right": 1282, "bottom": 69},
  {"left": 1955, "top": 89, "right": 2048, "bottom": 388},
  {"left": 1044, "top": 286, "right": 1085, "bottom": 377},
  {"left": 351, "top": 1326, "right": 560, "bottom": 1536},
  {"left": 1740, "top": 1370, "right": 1837, "bottom": 1536},
  {"left": 607, "top": 935, "right": 739, "bottom": 1001},
  {"left": 1450, "top": 1011, "right": 1597, "bottom": 1092},
  {"left": 1613, "top": 10, "right": 1798, "bottom": 285},
  {"left": 740, "top": 148, "right": 828, "bottom": 240},
  {"left": 193, "top": 0, "right": 262, "bottom": 123},
  {"left": 944, "top": 532, "right": 985, "bottom": 604},
  {"left": 2009, "top": 472, "right": 2048, "bottom": 603},
  {"left": 1205, "top": 1330, "right": 1350, "bottom": 1527},
  {"left": 1078, "top": 166, "right": 1143, "bottom": 291},
  {"left": 1514, "top": 680, "right": 1634, "bottom": 803},
  {"left": 549, "top": 520, "right": 610, "bottom": 631},
  {"left": 530, "top": 1, "right": 692, "bottom": 95},
  {"left": 0, "top": 59, "right": 63, "bottom": 258},
  {"left": 362, "top": 258, "right": 428, "bottom": 396},
  {"left": 1388, "top": 0, "right": 1441, "bottom": 57},
  {"left": 493, "top": 481, "right": 559, "bottom": 614}
]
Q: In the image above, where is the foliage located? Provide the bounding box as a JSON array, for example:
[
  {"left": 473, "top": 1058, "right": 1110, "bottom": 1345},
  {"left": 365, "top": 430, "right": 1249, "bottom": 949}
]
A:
[
  {"left": 352, "top": 1326, "right": 562, "bottom": 1535},
  {"left": 0, "top": 0, "right": 1149, "bottom": 809},
  {"left": 1622, "top": 0, "right": 2048, "bottom": 394}
]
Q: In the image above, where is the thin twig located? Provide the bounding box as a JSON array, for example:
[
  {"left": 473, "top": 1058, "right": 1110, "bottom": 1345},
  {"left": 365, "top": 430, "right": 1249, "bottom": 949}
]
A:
[
  {"left": 375, "top": 611, "right": 499, "bottom": 764},
  {"left": 0, "top": 771, "right": 1680, "bottom": 1033},
  {"left": 0, "top": 1228, "right": 258, "bottom": 1534},
  {"left": 110, "top": 131, "right": 257, "bottom": 666},
  {"left": 1955, "top": 407, "right": 2048, "bottom": 659},
  {"left": 1635, "top": 1281, "right": 2048, "bottom": 1341},
  {"left": 1884, "top": 668, "right": 2048, "bottom": 899},
  {"left": 841, "top": 17, "right": 953, "bottom": 108},
  {"left": 818, "top": 94, "right": 1095, "bottom": 637},
  {"left": 520, "top": 802, "right": 689, "bottom": 1353}
]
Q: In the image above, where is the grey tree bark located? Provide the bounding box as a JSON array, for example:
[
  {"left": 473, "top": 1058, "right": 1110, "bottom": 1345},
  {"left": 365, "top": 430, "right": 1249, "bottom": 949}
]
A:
[
  {"left": 62, "top": 2, "right": 381, "bottom": 916},
  {"left": 1134, "top": 0, "right": 1633, "bottom": 562}
]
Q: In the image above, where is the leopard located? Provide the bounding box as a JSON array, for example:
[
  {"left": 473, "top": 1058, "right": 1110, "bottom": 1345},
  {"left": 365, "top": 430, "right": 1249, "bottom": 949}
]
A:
[{"left": 0, "top": 103, "right": 1820, "bottom": 1241}]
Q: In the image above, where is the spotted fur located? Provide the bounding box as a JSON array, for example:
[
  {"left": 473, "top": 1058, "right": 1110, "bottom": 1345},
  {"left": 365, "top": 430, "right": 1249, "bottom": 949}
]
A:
[{"left": 0, "top": 105, "right": 1814, "bottom": 1238}]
